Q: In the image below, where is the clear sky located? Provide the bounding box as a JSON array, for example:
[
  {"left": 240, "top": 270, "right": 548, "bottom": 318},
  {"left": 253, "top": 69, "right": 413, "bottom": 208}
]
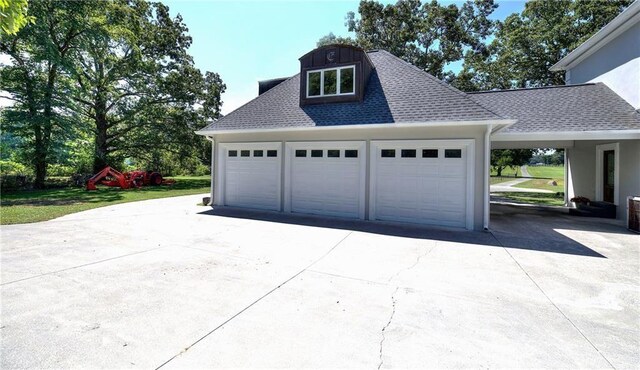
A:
[{"left": 162, "top": 0, "right": 527, "bottom": 115}]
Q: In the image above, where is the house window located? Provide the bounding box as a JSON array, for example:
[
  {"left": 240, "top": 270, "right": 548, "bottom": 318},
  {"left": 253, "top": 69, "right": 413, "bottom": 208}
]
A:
[
  {"left": 328, "top": 150, "right": 340, "bottom": 158},
  {"left": 306, "top": 66, "right": 355, "bottom": 98},
  {"left": 445, "top": 149, "right": 462, "bottom": 158},
  {"left": 254, "top": 150, "right": 263, "bottom": 157},
  {"left": 295, "top": 150, "right": 307, "bottom": 157},
  {"left": 228, "top": 150, "right": 237, "bottom": 157},
  {"left": 311, "top": 150, "right": 323, "bottom": 158},
  {"left": 241, "top": 150, "right": 250, "bottom": 157},
  {"left": 267, "top": 150, "right": 278, "bottom": 157},
  {"left": 422, "top": 149, "right": 438, "bottom": 158}
]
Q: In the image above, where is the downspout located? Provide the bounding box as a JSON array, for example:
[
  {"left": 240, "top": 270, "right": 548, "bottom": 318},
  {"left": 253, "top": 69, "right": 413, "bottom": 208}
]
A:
[
  {"left": 564, "top": 148, "right": 569, "bottom": 206},
  {"left": 484, "top": 124, "right": 493, "bottom": 230},
  {"left": 206, "top": 136, "right": 215, "bottom": 206}
]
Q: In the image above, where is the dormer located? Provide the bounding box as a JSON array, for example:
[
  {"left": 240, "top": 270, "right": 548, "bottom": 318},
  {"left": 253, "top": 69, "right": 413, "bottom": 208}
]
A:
[{"left": 299, "top": 44, "right": 374, "bottom": 106}]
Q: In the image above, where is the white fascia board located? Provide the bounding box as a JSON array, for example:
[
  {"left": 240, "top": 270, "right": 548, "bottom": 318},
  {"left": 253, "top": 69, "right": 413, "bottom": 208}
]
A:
[
  {"left": 195, "top": 119, "right": 515, "bottom": 136},
  {"left": 550, "top": 1, "right": 640, "bottom": 71},
  {"left": 492, "top": 129, "right": 640, "bottom": 141}
]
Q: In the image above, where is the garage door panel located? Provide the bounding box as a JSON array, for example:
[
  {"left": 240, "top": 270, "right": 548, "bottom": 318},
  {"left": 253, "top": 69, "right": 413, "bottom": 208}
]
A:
[
  {"left": 287, "top": 143, "right": 365, "bottom": 219},
  {"left": 222, "top": 143, "right": 281, "bottom": 211},
  {"left": 372, "top": 141, "right": 472, "bottom": 229}
]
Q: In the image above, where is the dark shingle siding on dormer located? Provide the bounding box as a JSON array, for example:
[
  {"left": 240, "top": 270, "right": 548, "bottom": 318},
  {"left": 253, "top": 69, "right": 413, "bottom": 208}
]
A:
[
  {"left": 299, "top": 45, "right": 374, "bottom": 106},
  {"left": 200, "top": 50, "right": 502, "bottom": 132}
]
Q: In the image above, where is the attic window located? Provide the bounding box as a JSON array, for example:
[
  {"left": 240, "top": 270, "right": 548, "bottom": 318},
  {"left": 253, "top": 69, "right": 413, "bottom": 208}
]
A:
[{"left": 307, "top": 66, "right": 355, "bottom": 98}]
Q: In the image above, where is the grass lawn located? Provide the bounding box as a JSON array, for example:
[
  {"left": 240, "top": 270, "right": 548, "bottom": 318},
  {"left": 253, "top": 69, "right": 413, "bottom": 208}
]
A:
[
  {"left": 516, "top": 178, "right": 564, "bottom": 192},
  {"left": 490, "top": 166, "right": 521, "bottom": 177},
  {"left": 492, "top": 192, "right": 565, "bottom": 206},
  {"left": 0, "top": 176, "right": 210, "bottom": 225},
  {"left": 490, "top": 176, "right": 514, "bottom": 185},
  {"left": 514, "top": 165, "right": 565, "bottom": 192},
  {"left": 526, "top": 165, "right": 564, "bottom": 179}
]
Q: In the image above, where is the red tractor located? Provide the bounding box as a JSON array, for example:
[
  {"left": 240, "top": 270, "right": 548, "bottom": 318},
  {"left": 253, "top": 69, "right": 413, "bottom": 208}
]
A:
[{"left": 86, "top": 166, "right": 175, "bottom": 191}]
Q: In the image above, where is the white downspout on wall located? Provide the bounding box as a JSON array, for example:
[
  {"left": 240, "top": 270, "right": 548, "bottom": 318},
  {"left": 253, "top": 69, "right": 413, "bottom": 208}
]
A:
[
  {"left": 484, "top": 124, "right": 493, "bottom": 230},
  {"left": 206, "top": 136, "right": 215, "bottom": 206},
  {"left": 564, "top": 148, "right": 569, "bottom": 206}
]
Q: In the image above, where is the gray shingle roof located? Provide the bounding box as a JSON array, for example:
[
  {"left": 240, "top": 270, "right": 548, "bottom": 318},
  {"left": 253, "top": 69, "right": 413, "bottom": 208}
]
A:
[
  {"left": 199, "top": 50, "right": 502, "bottom": 132},
  {"left": 470, "top": 83, "right": 640, "bottom": 133}
]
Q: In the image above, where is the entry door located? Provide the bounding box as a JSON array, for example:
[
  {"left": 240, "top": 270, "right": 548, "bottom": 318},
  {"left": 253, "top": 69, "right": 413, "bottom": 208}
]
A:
[{"left": 603, "top": 150, "right": 615, "bottom": 203}]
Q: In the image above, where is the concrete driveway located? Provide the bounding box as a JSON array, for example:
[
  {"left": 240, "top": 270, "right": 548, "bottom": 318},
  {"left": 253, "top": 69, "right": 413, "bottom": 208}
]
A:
[{"left": 1, "top": 195, "right": 638, "bottom": 369}]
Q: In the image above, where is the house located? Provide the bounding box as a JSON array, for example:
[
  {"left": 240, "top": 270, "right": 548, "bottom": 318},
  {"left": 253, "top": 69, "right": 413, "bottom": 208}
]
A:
[{"left": 197, "top": 4, "right": 640, "bottom": 230}]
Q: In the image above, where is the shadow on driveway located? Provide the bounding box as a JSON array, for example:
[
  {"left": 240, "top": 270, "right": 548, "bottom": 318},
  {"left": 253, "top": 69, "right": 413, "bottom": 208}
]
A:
[{"left": 198, "top": 204, "right": 631, "bottom": 258}]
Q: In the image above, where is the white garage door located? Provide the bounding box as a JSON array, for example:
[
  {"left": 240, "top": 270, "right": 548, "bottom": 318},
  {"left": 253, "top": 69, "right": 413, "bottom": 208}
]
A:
[
  {"left": 371, "top": 140, "right": 474, "bottom": 229},
  {"left": 286, "top": 141, "right": 366, "bottom": 219},
  {"left": 220, "top": 142, "right": 281, "bottom": 211}
]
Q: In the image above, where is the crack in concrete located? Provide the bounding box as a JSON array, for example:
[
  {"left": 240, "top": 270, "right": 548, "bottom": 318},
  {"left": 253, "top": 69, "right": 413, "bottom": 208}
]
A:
[
  {"left": 378, "top": 286, "right": 400, "bottom": 370},
  {"left": 154, "top": 231, "right": 354, "bottom": 369},
  {"left": 488, "top": 230, "right": 616, "bottom": 369},
  {"left": 387, "top": 243, "right": 436, "bottom": 283}
]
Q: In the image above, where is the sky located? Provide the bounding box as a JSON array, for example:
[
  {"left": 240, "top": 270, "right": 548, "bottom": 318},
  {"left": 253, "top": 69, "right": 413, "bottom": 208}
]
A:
[{"left": 162, "top": 0, "right": 527, "bottom": 115}]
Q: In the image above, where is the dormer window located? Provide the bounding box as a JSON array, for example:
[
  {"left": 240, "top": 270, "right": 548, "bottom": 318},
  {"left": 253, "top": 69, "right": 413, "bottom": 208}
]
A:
[
  {"left": 299, "top": 45, "right": 373, "bottom": 106},
  {"left": 306, "top": 66, "right": 355, "bottom": 98}
]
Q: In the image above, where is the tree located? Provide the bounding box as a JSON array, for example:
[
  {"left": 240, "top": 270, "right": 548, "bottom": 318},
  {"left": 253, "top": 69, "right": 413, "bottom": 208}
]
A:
[
  {"left": 0, "top": 0, "right": 34, "bottom": 36},
  {"left": 316, "top": 32, "right": 358, "bottom": 48},
  {"left": 0, "top": 0, "right": 94, "bottom": 187},
  {"left": 456, "top": 0, "right": 632, "bottom": 90},
  {"left": 491, "top": 149, "right": 533, "bottom": 177},
  {"left": 67, "top": 0, "right": 225, "bottom": 171},
  {"left": 342, "top": 0, "right": 497, "bottom": 78}
]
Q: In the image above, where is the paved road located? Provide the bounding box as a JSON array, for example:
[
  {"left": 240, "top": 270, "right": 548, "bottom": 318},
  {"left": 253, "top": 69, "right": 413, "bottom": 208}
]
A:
[{"left": 1, "top": 195, "right": 638, "bottom": 368}]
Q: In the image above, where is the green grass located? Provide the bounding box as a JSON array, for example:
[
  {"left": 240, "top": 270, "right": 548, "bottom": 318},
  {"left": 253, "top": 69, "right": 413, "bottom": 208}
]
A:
[
  {"left": 0, "top": 176, "right": 210, "bottom": 225},
  {"left": 492, "top": 192, "right": 565, "bottom": 206},
  {"left": 490, "top": 166, "right": 520, "bottom": 177},
  {"left": 514, "top": 165, "right": 564, "bottom": 192},
  {"left": 490, "top": 176, "right": 514, "bottom": 185},
  {"left": 516, "top": 178, "right": 564, "bottom": 192},
  {"left": 525, "top": 165, "right": 564, "bottom": 179}
]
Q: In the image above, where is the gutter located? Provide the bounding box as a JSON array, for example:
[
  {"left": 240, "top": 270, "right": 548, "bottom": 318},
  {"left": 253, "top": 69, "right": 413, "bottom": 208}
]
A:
[{"left": 195, "top": 119, "right": 516, "bottom": 136}]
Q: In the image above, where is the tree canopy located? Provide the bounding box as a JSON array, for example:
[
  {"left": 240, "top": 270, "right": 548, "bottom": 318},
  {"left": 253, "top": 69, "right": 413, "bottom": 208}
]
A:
[
  {"left": 321, "top": 0, "right": 631, "bottom": 90},
  {"left": 0, "top": 0, "right": 225, "bottom": 186},
  {"left": 0, "top": 0, "right": 34, "bottom": 36}
]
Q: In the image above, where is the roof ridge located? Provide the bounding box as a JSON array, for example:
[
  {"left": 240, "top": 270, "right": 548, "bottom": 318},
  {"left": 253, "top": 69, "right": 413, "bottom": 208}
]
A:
[
  {"left": 373, "top": 50, "right": 505, "bottom": 119},
  {"left": 469, "top": 83, "right": 598, "bottom": 94}
]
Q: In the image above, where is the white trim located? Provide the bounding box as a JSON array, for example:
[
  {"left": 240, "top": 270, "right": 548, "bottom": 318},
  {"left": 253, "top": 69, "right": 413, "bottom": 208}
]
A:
[
  {"left": 197, "top": 119, "right": 514, "bottom": 136},
  {"left": 217, "top": 142, "right": 282, "bottom": 210},
  {"left": 484, "top": 125, "right": 492, "bottom": 230},
  {"left": 284, "top": 141, "right": 367, "bottom": 219},
  {"left": 492, "top": 130, "right": 640, "bottom": 141},
  {"left": 550, "top": 1, "right": 640, "bottom": 71},
  {"left": 206, "top": 136, "right": 215, "bottom": 206},
  {"left": 369, "top": 139, "right": 475, "bottom": 230},
  {"left": 595, "top": 142, "right": 620, "bottom": 205},
  {"left": 306, "top": 65, "right": 356, "bottom": 98}
]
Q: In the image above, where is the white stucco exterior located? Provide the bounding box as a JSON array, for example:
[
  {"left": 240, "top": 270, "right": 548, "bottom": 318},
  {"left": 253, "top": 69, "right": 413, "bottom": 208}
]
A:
[
  {"left": 552, "top": 1, "right": 640, "bottom": 109},
  {"left": 566, "top": 139, "right": 640, "bottom": 220},
  {"left": 567, "top": 22, "right": 640, "bottom": 109}
]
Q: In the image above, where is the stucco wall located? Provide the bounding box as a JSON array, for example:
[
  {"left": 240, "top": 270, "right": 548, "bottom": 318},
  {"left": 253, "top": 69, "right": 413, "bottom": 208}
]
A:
[
  {"left": 567, "top": 22, "right": 640, "bottom": 108},
  {"left": 567, "top": 139, "right": 640, "bottom": 220},
  {"left": 210, "top": 124, "right": 491, "bottom": 230}
]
